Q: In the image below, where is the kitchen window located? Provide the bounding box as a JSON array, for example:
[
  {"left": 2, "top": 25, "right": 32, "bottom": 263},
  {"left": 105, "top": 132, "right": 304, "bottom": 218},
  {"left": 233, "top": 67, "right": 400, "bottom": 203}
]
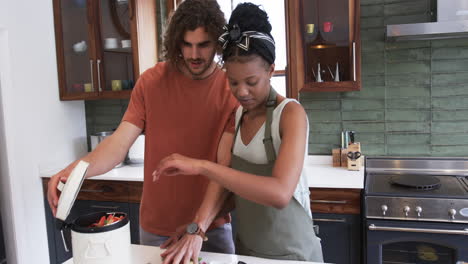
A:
[{"left": 217, "top": 0, "right": 287, "bottom": 96}]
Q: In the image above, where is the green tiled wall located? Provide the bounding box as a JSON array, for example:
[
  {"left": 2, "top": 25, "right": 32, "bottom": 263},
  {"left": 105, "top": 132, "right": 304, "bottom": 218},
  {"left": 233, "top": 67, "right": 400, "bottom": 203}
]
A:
[
  {"left": 85, "top": 99, "right": 128, "bottom": 150},
  {"left": 301, "top": 0, "right": 468, "bottom": 156}
]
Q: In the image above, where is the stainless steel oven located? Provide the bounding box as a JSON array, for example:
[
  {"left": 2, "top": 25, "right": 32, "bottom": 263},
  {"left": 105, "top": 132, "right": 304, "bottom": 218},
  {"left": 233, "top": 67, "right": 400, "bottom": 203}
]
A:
[{"left": 364, "top": 157, "right": 468, "bottom": 264}]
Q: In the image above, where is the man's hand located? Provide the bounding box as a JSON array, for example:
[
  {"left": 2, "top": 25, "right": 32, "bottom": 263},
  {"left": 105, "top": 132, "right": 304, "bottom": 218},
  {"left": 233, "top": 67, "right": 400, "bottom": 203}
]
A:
[
  {"left": 47, "top": 161, "right": 78, "bottom": 216},
  {"left": 160, "top": 224, "right": 188, "bottom": 249},
  {"left": 161, "top": 234, "right": 203, "bottom": 264}
]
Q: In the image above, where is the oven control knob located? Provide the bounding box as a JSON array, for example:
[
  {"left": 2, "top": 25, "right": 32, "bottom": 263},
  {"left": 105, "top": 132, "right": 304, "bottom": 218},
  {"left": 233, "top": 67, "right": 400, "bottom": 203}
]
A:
[
  {"left": 415, "top": 206, "right": 422, "bottom": 217},
  {"left": 448, "top": 208, "right": 457, "bottom": 220},
  {"left": 381, "top": 205, "right": 388, "bottom": 216},
  {"left": 403, "top": 206, "right": 411, "bottom": 217}
]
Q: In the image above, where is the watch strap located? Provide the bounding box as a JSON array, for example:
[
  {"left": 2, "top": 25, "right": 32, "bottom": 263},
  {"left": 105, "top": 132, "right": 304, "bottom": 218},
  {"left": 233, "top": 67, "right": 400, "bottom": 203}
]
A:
[
  {"left": 195, "top": 228, "right": 208, "bottom": 241},
  {"left": 187, "top": 223, "right": 208, "bottom": 241}
]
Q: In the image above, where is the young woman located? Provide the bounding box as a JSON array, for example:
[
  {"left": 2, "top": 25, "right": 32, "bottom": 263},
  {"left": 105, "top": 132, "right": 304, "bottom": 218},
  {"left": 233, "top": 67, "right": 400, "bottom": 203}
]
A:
[{"left": 154, "top": 3, "right": 323, "bottom": 263}]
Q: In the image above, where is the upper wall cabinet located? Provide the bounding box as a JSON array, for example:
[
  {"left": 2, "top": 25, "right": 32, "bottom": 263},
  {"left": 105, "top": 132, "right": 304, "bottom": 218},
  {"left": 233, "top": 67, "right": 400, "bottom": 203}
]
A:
[
  {"left": 285, "top": 0, "right": 361, "bottom": 98},
  {"left": 53, "top": 0, "right": 159, "bottom": 100}
]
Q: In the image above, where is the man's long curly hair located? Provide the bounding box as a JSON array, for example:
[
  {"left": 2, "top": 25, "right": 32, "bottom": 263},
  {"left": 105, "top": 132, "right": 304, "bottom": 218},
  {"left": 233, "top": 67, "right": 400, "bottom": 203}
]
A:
[{"left": 163, "top": 0, "right": 226, "bottom": 65}]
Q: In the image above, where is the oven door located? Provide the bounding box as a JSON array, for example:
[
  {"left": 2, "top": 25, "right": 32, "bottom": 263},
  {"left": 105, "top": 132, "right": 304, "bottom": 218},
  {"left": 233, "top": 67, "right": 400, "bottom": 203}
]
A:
[{"left": 366, "top": 219, "right": 468, "bottom": 264}]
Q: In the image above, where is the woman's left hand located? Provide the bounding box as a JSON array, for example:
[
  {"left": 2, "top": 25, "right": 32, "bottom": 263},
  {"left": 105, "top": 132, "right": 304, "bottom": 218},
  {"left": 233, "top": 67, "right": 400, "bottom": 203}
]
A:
[{"left": 153, "top": 153, "right": 203, "bottom": 181}]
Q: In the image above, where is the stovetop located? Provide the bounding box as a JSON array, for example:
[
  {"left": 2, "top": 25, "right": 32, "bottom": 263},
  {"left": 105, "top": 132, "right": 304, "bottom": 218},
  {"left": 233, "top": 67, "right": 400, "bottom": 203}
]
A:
[
  {"left": 365, "top": 173, "right": 468, "bottom": 199},
  {"left": 364, "top": 157, "right": 468, "bottom": 223}
]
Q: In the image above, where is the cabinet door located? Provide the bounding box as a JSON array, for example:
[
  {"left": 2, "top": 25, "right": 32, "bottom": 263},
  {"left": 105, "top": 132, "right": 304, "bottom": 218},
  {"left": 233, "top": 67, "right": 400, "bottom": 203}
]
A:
[
  {"left": 285, "top": 0, "right": 361, "bottom": 97},
  {"left": 46, "top": 200, "right": 130, "bottom": 264},
  {"left": 53, "top": 0, "right": 160, "bottom": 101},
  {"left": 95, "top": 0, "right": 135, "bottom": 96},
  {"left": 53, "top": 0, "right": 99, "bottom": 100},
  {"left": 313, "top": 213, "right": 361, "bottom": 264},
  {"left": 129, "top": 202, "right": 140, "bottom": 244}
]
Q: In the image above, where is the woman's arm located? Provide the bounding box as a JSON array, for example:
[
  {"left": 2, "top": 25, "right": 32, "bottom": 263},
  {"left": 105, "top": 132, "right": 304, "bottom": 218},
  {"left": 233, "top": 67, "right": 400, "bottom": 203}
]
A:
[
  {"left": 160, "top": 132, "right": 234, "bottom": 264},
  {"left": 154, "top": 102, "right": 308, "bottom": 209}
]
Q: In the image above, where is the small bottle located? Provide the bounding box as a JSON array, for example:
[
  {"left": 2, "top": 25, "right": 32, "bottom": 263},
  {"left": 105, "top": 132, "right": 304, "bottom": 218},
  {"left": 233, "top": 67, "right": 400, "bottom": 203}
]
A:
[
  {"left": 334, "top": 62, "right": 340, "bottom": 82},
  {"left": 316, "top": 63, "right": 323, "bottom": 82}
]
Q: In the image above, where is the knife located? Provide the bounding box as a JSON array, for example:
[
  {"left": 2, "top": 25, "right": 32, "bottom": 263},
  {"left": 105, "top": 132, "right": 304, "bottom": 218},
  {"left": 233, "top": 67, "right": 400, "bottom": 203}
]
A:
[{"left": 349, "top": 131, "right": 355, "bottom": 144}]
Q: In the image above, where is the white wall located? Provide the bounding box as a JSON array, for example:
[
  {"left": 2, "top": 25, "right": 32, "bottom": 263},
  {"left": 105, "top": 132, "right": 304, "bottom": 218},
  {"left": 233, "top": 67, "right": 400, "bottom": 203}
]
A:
[{"left": 0, "top": 0, "right": 87, "bottom": 263}]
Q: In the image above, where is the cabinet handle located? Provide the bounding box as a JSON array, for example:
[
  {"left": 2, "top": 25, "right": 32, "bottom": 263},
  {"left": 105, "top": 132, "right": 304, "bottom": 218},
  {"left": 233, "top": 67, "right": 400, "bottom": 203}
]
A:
[
  {"left": 90, "top": 205, "right": 120, "bottom": 210},
  {"left": 97, "top": 59, "right": 102, "bottom": 92},
  {"left": 314, "top": 218, "right": 347, "bottom": 223},
  {"left": 60, "top": 229, "right": 70, "bottom": 252},
  {"left": 311, "top": 199, "right": 347, "bottom": 204},
  {"left": 80, "top": 185, "right": 114, "bottom": 193},
  {"left": 80, "top": 189, "right": 105, "bottom": 193},
  {"left": 89, "top": 59, "right": 94, "bottom": 92},
  {"left": 352, "top": 41, "right": 356, "bottom": 81}
]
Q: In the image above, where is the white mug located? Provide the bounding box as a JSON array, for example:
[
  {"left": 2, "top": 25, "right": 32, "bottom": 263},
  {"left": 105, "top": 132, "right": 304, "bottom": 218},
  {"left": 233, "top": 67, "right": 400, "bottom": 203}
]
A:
[
  {"left": 121, "top": 39, "right": 131, "bottom": 48},
  {"left": 73, "top": 40, "right": 87, "bottom": 53},
  {"left": 104, "top": 38, "right": 118, "bottom": 49}
]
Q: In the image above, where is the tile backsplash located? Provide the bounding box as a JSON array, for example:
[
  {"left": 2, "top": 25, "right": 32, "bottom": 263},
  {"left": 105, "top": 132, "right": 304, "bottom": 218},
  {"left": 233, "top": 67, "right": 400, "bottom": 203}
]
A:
[
  {"left": 86, "top": 0, "right": 468, "bottom": 157},
  {"left": 85, "top": 99, "right": 128, "bottom": 150},
  {"left": 300, "top": 0, "right": 468, "bottom": 156}
]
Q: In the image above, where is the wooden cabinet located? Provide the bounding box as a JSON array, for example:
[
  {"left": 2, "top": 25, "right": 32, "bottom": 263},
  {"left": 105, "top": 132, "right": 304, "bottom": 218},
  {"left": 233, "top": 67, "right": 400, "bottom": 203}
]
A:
[
  {"left": 52, "top": 0, "right": 158, "bottom": 100},
  {"left": 41, "top": 178, "right": 143, "bottom": 264},
  {"left": 129, "top": 202, "right": 141, "bottom": 244},
  {"left": 285, "top": 0, "right": 361, "bottom": 98},
  {"left": 310, "top": 188, "right": 362, "bottom": 264},
  {"left": 310, "top": 188, "right": 361, "bottom": 215}
]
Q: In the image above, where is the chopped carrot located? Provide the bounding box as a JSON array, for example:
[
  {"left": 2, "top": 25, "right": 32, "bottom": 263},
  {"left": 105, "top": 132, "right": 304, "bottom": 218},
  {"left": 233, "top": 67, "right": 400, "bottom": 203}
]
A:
[
  {"left": 98, "top": 216, "right": 106, "bottom": 226},
  {"left": 88, "top": 214, "right": 124, "bottom": 228}
]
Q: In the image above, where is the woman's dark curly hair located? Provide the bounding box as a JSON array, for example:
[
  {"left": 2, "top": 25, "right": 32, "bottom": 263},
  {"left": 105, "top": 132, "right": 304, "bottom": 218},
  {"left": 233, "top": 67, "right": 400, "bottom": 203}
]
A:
[
  {"left": 163, "top": 0, "right": 226, "bottom": 65},
  {"left": 222, "top": 3, "right": 274, "bottom": 67}
]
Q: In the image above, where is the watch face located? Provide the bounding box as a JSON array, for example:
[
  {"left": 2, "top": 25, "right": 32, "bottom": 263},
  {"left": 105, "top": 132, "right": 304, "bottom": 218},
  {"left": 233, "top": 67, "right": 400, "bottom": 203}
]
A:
[{"left": 187, "top": 223, "right": 199, "bottom": 234}]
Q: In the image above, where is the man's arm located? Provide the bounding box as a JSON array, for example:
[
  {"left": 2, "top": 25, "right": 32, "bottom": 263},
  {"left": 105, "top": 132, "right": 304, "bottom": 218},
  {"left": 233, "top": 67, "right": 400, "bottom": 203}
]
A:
[
  {"left": 161, "top": 131, "right": 234, "bottom": 264},
  {"left": 47, "top": 121, "right": 142, "bottom": 216},
  {"left": 193, "top": 130, "right": 234, "bottom": 232}
]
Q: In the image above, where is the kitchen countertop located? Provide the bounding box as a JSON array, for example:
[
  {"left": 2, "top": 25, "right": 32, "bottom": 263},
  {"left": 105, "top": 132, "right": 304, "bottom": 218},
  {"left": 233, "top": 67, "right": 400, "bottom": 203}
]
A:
[
  {"left": 304, "top": 155, "right": 364, "bottom": 189},
  {"left": 40, "top": 155, "right": 364, "bottom": 189},
  {"left": 62, "top": 244, "right": 328, "bottom": 264}
]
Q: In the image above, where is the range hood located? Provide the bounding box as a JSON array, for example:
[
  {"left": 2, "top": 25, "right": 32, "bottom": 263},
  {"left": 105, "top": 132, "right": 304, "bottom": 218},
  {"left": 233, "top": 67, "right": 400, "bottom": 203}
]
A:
[{"left": 387, "top": 0, "right": 468, "bottom": 41}]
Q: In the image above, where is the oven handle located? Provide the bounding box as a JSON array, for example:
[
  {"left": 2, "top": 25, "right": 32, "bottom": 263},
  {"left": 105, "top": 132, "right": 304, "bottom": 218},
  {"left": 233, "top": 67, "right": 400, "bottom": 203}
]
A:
[
  {"left": 314, "top": 218, "right": 347, "bottom": 223},
  {"left": 369, "top": 224, "right": 468, "bottom": 235}
]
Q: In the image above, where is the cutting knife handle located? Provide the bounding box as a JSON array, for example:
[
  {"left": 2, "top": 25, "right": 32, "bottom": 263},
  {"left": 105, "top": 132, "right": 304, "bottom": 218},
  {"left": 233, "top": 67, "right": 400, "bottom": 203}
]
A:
[{"left": 349, "top": 131, "right": 355, "bottom": 144}]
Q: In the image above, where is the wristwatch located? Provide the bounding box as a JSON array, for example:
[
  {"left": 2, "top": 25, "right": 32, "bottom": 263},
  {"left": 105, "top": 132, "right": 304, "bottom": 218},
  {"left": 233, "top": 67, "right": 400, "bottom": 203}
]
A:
[{"left": 186, "top": 222, "right": 208, "bottom": 241}]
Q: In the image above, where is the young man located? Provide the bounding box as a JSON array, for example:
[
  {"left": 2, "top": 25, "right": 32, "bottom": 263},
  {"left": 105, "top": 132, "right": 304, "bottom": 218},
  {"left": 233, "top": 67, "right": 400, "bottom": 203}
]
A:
[{"left": 47, "top": 0, "right": 238, "bottom": 255}]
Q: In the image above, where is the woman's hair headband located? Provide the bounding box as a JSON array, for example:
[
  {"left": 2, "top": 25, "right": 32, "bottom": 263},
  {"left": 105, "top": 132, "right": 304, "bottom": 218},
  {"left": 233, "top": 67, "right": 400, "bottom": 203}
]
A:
[{"left": 218, "top": 24, "right": 276, "bottom": 64}]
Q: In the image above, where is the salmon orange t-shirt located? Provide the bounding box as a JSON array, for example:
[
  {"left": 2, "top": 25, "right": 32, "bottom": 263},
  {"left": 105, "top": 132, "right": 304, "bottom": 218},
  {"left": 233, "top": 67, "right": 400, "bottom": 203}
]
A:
[{"left": 122, "top": 62, "right": 238, "bottom": 236}]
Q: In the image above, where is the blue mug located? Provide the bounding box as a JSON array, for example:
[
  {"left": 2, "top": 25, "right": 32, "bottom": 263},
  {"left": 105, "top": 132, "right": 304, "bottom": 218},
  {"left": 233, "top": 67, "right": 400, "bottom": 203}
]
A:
[{"left": 122, "top": 80, "right": 130, "bottom": 90}]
